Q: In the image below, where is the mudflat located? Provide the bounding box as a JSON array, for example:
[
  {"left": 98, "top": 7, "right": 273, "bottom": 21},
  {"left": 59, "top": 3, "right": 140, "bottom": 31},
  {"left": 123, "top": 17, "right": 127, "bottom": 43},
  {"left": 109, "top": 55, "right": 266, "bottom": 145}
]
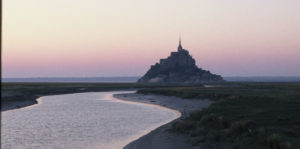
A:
[{"left": 114, "top": 93, "right": 211, "bottom": 149}]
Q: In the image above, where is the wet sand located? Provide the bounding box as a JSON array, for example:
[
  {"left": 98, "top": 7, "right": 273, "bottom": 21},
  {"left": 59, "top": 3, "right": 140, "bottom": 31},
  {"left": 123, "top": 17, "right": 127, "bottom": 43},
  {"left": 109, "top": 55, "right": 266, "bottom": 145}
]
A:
[{"left": 114, "top": 93, "right": 211, "bottom": 149}]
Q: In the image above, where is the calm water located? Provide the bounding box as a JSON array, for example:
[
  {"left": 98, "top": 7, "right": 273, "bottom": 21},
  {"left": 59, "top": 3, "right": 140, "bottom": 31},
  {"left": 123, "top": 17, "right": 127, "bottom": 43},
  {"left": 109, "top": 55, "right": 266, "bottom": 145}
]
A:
[{"left": 1, "top": 91, "right": 180, "bottom": 149}]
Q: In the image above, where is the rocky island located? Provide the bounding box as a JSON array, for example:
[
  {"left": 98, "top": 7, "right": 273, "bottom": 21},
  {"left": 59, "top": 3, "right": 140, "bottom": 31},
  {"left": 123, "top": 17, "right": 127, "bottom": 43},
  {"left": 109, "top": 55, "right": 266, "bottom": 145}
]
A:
[{"left": 138, "top": 39, "right": 224, "bottom": 83}]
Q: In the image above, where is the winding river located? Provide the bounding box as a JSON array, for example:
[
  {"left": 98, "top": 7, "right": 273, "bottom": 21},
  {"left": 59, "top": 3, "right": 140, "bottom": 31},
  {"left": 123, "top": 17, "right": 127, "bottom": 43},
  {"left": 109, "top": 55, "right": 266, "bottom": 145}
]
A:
[{"left": 1, "top": 91, "right": 180, "bottom": 149}]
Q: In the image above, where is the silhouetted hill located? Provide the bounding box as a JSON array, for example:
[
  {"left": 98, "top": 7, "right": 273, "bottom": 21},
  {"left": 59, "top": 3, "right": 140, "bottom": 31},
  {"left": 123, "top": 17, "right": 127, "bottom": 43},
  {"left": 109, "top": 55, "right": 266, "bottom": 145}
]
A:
[{"left": 138, "top": 40, "right": 224, "bottom": 83}]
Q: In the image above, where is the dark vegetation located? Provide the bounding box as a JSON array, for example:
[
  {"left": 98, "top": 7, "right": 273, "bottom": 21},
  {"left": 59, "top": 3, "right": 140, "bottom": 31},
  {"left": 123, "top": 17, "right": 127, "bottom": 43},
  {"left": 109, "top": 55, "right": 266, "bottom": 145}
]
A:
[
  {"left": 138, "top": 83, "right": 300, "bottom": 149},
  {"left": 1, "top": 82, "right": 201, "bottom": 111}
]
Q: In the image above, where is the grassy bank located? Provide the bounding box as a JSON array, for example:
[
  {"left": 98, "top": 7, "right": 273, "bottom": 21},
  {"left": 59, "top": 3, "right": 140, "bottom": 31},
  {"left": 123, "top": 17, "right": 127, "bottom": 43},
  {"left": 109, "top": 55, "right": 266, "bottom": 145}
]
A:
[
  {"left": 1, "top": 82, "right": 202, "bottom": 111},
  {"left": 138, "top": 83, "right": 300, "bottom": 149}
]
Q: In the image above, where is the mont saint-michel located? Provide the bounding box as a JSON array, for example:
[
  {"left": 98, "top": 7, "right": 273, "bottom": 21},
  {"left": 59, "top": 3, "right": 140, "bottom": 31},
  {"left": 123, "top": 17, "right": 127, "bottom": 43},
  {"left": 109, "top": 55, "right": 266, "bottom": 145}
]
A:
[{"left": 138, "top": 39, "right": 224, "bottom": 83}]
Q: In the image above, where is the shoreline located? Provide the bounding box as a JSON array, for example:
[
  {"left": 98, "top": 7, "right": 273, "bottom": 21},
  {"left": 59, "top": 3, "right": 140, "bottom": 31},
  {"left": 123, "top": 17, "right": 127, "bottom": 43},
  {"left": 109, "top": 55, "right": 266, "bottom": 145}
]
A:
[
  {"left": 2, "top": 91, "right": 210, "bottom": 149},
  {"left": 109, "top": 93, "right": 182, "bottom": 149},
  {"left": 1, "top": 88, "right": 137, "bottom": 111},
  {"left": 114, "top": 93, "right": 211, "bottom": 149}
]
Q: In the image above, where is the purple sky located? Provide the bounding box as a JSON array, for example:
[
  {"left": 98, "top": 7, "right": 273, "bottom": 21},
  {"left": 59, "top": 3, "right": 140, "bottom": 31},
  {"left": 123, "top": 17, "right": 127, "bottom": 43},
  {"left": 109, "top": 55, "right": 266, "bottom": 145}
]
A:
[{"left": 3, "top": 0, "right": 300, "bottom": 77}]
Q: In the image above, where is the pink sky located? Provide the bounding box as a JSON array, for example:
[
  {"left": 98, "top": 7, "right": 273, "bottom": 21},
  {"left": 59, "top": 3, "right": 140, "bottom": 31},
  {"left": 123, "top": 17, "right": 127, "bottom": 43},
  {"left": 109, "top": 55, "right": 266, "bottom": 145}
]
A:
[{"left": 3, "top": 0, "right": 300, "bottom": 77}]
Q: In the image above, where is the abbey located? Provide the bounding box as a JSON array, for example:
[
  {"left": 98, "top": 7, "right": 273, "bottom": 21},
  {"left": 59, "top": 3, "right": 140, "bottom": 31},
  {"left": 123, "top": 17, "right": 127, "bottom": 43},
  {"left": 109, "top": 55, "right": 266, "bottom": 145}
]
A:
[{"left": 138, "top": 38, "right": 224, "bottom": 83}]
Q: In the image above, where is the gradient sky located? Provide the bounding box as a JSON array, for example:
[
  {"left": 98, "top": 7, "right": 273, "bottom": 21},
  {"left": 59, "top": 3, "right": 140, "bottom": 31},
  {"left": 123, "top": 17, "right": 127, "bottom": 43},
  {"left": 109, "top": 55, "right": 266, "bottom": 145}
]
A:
[{"left": 3, "top": 0, "right": 300, "bottom": 77}]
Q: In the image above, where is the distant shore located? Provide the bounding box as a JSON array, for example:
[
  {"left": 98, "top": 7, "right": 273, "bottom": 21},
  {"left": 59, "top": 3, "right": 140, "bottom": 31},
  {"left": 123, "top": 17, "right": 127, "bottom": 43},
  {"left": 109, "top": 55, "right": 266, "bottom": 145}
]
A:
[
  {"left": 114, "top": 93, "right": 211, "bottom": 149},
  {"left": 1, "top": 82, "right": 181, "bottom": 111}
]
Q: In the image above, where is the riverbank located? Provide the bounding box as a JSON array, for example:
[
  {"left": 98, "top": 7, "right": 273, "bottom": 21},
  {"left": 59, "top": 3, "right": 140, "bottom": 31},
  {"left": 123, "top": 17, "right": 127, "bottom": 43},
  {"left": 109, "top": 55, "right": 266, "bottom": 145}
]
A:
[
  {"left": 2, "top": 82, "right": 194, "bottom": 111},
  {"left": 114, "top": 93, "right": 211, "bottom": 149},
  {"left": 4, "top": 82, "right": 298, "bottom": 148}
]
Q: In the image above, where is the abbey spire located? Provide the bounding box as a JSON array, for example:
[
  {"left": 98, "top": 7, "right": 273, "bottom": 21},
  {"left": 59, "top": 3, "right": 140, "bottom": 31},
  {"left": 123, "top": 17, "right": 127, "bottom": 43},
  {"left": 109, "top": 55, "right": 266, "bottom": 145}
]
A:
[{"left": 178, "top": 36, "right": 183, "bottom": 51}]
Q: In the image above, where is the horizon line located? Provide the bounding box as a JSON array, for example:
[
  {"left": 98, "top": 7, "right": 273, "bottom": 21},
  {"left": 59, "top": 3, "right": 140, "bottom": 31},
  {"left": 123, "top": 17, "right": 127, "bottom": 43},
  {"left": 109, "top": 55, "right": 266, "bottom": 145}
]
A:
[{"left": 3, "top": 76, "right": 300, "bottom": 79}]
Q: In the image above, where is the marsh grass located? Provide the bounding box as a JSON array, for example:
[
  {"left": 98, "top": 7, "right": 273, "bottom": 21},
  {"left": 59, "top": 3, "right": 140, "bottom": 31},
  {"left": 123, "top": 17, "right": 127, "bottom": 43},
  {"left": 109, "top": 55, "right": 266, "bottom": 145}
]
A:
[{"left": 139, "top": 83, "right": 300, "bottom": 149}]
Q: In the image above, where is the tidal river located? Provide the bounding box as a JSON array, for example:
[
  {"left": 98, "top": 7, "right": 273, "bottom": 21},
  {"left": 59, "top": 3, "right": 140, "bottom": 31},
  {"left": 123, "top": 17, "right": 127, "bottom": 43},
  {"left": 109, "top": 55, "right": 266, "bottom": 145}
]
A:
[{"left": 1, "top": 91, "right": 180, "bottom": 149}]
